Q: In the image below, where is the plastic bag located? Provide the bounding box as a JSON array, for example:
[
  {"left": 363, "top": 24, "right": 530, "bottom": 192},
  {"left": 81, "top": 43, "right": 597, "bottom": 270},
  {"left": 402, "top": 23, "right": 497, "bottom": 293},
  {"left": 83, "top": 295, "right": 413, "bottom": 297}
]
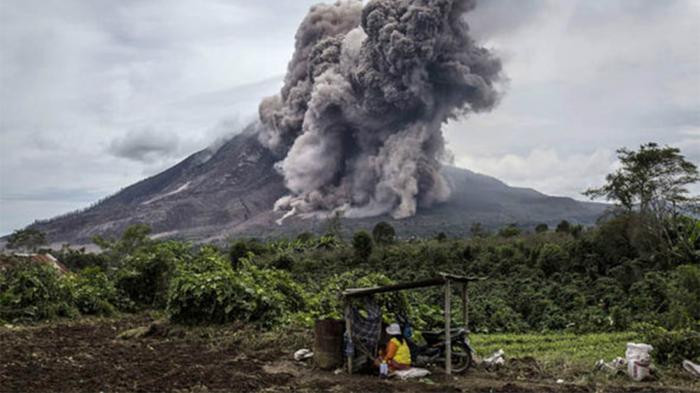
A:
[{"left": 394, "top": 367, "right": 430, "bottom": 380}]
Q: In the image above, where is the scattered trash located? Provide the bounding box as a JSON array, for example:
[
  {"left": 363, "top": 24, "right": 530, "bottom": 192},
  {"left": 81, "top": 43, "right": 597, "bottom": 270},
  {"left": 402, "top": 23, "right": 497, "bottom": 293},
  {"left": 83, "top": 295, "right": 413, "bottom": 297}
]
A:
[
  {"left": 483, "top": 349, "right": 505, "bottom": 368},
  {"left": 556, "top": 379, "right": 564, "bottom": 384},
  {"left": 394, "top": 367, "right": 431, "bottom": 380},
  {"left": 625, "top": 343, "right": 653, "bottom": 381},
  {"left": 683, "top": 360, "right": 700, "bottom": 379},
  {"left": 293, "top": 348, "right": 314, "bottom": 361},
  {"left": 595, "top": 356, "right": 627, "bottom": 373},
  {"left": 333, "top": 368, "right": 343, "bottom": 375}
]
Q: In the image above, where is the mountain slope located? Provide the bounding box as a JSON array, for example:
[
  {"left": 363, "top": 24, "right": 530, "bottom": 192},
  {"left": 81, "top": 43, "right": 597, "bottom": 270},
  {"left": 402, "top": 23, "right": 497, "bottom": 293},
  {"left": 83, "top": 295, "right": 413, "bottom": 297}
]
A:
[{"left": 30, "top": 129, "right": 606, "bottom": 244}]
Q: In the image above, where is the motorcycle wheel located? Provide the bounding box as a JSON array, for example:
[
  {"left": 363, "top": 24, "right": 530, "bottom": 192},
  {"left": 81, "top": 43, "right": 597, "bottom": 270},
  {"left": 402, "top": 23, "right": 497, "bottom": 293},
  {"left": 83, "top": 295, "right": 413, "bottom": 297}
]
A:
[{"left": 448, "top": 343, "right": 473, "bottom": 373}]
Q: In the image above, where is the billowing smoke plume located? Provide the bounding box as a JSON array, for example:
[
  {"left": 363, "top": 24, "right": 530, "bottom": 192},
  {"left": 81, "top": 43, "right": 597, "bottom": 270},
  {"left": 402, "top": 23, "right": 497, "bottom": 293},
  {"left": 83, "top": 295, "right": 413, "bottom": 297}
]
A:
[{"left": 258, "top": 0, "right": 502, "bottom": 221}]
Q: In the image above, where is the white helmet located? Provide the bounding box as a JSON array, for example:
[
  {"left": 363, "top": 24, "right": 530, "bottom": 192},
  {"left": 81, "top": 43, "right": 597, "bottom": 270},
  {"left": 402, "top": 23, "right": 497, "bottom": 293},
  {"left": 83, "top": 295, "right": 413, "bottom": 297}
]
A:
[{"left": 386, "top": 323, "right": 401, "bottom": 336}]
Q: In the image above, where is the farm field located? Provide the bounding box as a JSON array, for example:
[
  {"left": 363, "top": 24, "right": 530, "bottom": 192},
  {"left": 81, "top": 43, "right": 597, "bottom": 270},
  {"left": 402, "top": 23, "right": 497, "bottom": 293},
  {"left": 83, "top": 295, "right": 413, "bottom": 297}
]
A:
[{"left": 1, "top": 314, "right": 698, "bottom": 393}]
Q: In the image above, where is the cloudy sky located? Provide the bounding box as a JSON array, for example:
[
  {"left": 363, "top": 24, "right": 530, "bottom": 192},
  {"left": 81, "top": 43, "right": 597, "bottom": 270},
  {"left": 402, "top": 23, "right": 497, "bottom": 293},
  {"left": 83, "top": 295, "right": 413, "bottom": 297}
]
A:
[{"left": 1, "top": 0, "right": 699, "bottom": 236}]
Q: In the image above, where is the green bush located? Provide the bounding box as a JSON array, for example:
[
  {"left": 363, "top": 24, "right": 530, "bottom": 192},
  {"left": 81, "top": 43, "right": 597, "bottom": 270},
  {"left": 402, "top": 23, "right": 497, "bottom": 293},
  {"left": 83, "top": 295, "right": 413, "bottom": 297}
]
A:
[
  {"left": 641, "top": 326, "right": 700, "bottom": 365},
  {"left": 0, "top": 260, "right": 76, "bottom": 322},
  {"left": 352, "top": 230, "right": 373, "bottom": 263},
  {"left": 114, "top": 241, "right": 185, "bottom": 309},
  {"left": 372, "top": 222, "right": 396, "bottom": 245},
  {"left": 498, "top": 224, "right": 521, "bottom": 238},
  {"left": 67, "top": 267, "right": 117, "bottom": 315},
  {"left": 167, "top": 247, "right": 308, "bottom": 326},
  {"left": 537, "top": 243, "right": 568, "bottom": 277}
]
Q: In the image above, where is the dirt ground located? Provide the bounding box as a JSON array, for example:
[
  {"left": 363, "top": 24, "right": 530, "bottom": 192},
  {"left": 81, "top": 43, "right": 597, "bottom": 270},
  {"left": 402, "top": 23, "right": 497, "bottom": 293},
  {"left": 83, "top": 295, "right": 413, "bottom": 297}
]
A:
[{"left": 1, "top": 316, "right": 697, "bottom": 393}]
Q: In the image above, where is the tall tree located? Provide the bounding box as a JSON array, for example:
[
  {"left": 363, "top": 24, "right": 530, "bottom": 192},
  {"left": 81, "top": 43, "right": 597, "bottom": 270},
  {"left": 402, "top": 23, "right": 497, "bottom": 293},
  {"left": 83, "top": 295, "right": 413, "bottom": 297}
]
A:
[
  {"left": 585, "top": 143, "right": 699, "bottom": 261},
  {"left": 372, "top": 221, "right": 396, "bottom": 245},
  {"left": 584, "top": 143, "right": 699, "bottom": 216}
]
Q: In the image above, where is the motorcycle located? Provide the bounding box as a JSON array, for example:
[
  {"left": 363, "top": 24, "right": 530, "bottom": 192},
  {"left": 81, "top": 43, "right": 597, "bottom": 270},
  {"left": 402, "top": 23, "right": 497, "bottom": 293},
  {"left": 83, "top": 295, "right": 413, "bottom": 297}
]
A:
[{"left": 408, "top": 328, "right": 475, "bottom": 373}]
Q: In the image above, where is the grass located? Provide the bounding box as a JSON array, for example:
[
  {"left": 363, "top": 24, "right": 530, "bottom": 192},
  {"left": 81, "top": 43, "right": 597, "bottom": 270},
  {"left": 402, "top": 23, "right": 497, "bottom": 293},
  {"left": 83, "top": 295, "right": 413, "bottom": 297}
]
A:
[{"left": 470, "top": 331, "right": 641, "bottom": 366}]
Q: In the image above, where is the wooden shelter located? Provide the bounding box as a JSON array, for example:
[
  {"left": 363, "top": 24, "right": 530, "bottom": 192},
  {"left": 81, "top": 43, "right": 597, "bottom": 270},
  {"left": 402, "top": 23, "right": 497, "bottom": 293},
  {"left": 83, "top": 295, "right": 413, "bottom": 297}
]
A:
[{"left": 342, "top": 273, "right": 483, "bottom": 375}]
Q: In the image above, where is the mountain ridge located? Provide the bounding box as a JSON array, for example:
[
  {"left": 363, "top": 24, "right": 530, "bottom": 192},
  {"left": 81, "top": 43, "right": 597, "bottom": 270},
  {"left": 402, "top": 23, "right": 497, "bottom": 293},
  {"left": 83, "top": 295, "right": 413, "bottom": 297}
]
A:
[{"left": 24, "top": 127, "right": 607, "bottom": 245}]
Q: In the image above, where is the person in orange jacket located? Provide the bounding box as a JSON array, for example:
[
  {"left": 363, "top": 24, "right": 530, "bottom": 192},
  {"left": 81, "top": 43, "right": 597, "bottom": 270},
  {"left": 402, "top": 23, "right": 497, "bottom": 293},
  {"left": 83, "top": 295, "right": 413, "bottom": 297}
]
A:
[{"left": 376, "top": 323, "right": 411, "bottom": 371}]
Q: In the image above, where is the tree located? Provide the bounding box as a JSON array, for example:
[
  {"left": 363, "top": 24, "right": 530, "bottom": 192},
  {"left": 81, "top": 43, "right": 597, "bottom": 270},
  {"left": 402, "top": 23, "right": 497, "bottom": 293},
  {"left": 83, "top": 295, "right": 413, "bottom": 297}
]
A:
[
  {"left": 352, "top": 231, "right": 373, "bottom": 263},
  {"left": 372, "top": 222, "right": 396, "bottom": 245},
  {"left": 584, "top": 143, "right": 699, "bottom": 216},
  {"left": 556, "top": 220, "right": 572, "bottom": 234},
  {"left": 585, "top": 143, "right": 700, "bottom": 259},
  {"left": 92, "top": 224, "right": 153, "bottom": 266},
  {"left": 498, "top": 224, "right": 521, "bottom": 238},
  {"left": 535, "top": 223, "right": 549, "bottom": 234},
  {"left": 6, "top": 228, "right": 47, "bottom": 252},
  {"left": 228, "top": 240, "right": 249, "bottom": 270},
  {"left": 435, "top": 232, "right": 448, "bottom": 242}
]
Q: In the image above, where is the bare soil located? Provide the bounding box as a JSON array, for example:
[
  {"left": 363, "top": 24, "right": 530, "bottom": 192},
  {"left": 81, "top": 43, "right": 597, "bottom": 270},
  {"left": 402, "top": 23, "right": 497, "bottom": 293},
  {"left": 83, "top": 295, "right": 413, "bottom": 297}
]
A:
[{"left": 1, "top": 316, "right": 696, "bottom": 393}]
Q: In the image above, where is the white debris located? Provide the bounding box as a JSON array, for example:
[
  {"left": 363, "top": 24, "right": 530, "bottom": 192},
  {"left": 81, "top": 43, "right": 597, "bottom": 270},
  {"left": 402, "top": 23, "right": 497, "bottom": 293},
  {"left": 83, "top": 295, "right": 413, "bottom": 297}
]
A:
[
  {"left": 394, "top": 367, "right": 431, "bottom": 380},
  {"left": 483, "top": 349, "right": 505, "bottom": 367},
  {"left": 293, "top": 348, "right": 314, "bottom": 361},
  {"left": 595, "top": 356, "right": 627, "bottom": 373},
  {"left": 683, "top": 360, "right": 700, "bottom": 379}
]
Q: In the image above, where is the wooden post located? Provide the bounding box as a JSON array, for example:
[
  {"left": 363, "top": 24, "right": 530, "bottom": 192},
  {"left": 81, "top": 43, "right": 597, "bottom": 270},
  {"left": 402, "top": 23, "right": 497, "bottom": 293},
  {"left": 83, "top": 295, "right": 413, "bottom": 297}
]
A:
[
  {"left": 444, "top": 279, "right": 452, "bottom": 375},
  {"left": 345, "top": 300, "right": 353, "bottom": 374},
  {"left": 461, "top": 282, "right": 469, "bottom": 331}
]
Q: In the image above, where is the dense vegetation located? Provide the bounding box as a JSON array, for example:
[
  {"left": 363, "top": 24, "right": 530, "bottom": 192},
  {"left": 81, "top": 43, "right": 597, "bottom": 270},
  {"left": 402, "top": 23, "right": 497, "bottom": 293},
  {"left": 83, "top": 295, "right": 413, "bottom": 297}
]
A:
[{"left": 1, "top": 143, "right": 698, "bottom": 365}]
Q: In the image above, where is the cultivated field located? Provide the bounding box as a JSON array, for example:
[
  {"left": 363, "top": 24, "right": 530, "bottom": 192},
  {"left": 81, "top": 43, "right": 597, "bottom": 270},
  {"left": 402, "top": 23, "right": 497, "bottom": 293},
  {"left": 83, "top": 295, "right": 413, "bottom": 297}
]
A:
[{"left": 2, "top": 314, "right": 697, "bottom": 393}]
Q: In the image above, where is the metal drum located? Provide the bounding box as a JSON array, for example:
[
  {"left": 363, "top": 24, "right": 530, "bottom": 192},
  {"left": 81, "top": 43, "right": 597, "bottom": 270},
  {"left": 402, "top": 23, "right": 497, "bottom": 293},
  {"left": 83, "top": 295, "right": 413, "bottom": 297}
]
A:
[{"left": 313, "top": 319, "right": 344, "bottom": 370}]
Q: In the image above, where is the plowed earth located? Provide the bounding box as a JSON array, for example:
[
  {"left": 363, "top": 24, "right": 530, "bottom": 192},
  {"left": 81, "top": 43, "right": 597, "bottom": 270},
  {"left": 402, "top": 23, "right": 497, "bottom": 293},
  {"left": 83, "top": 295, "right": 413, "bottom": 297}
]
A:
[{"left": 0, "top": 316, "right": 696, "bottom": 393}]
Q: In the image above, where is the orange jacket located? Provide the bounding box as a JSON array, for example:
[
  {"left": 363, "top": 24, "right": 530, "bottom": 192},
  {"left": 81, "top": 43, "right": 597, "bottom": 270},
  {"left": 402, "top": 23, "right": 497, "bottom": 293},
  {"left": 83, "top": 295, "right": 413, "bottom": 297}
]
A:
[{"left": 383, "top": 337, "right": 411, "bottom": 365}]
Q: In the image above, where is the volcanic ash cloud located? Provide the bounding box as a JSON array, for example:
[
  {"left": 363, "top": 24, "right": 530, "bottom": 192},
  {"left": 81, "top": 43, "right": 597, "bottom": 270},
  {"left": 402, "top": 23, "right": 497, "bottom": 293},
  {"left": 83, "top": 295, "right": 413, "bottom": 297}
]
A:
[{"left": 258, "top": 0, "right": 503, "bottom": 221}]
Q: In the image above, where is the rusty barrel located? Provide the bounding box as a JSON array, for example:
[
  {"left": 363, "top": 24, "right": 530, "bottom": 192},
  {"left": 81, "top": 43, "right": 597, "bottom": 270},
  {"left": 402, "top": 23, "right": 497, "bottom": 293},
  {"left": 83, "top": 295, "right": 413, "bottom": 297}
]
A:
[{"left": 314, "top": 319, "right": 345, "bottom": 370}]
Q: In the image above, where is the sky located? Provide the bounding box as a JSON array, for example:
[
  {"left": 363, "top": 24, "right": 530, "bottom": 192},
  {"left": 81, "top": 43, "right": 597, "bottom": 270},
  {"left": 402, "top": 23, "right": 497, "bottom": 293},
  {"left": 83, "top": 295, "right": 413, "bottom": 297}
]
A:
[{"left": 0, "top": 0, "right": 699, "bottom": 236}]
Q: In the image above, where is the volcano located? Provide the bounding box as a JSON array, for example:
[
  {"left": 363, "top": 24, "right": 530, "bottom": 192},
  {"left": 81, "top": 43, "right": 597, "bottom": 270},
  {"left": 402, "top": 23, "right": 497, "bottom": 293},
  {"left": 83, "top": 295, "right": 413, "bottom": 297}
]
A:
[{"left": 27, "top": 125, "right": 606, "bottom": 245}]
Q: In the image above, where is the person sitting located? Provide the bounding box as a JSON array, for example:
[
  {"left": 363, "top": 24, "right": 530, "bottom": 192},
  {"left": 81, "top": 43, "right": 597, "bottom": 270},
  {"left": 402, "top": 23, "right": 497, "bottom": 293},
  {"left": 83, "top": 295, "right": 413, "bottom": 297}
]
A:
[{"left": 377, "top": 323, "right": 411, "bottom": 371}]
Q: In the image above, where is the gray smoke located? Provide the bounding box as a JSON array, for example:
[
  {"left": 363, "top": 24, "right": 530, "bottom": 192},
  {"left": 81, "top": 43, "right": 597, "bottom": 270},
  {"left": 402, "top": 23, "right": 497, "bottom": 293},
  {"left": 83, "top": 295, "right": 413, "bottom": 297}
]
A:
[{"left": 258, "top": 0, "right": 503, "bottom": 221}]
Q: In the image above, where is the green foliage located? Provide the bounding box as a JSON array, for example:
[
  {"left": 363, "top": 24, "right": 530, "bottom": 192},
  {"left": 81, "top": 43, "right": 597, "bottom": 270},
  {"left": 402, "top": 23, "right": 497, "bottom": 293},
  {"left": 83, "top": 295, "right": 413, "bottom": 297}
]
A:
[
  {"left": 93, "top": 224, "right": 153, "bottom": 266},
  {"left": 535, "top": 223, "right": 549, "bottom": 233},
  {"left": 372, "top": 221, "right": 396, "bottom": 245},
  {"left": 56, "top": 247, "right": 108, "bottom": 271},
  {"left": 472, "top": 331, "right": 639, "bottom": 367},
  {"left": 352, "top": 230, "right": 373, "bottom": 263},
  {"left": 5, "top": 210, "right": 700, "bottom": 339},
  {"left": 114, "top": 241, "right": 186, "bottom": 309},
  {"left": 640, "top": 326, "right": 700, "bottom": 365},
  {"left": 0, "top": 260, "right": 76, "bottom": 321},
  {"left": 167, "top": 247, "right": 307, "bottom": 326},
  {"left": 270, "top": 253, "right": 295, "bottom": 270},
  {"left": 228, "top": 240, "right": 253, "bottom": 270},
  {"left": 303, "top": 270, "right": 398, "bottom": 322},
  {"left": 537, "top": 243, "right": 568, "bottom": 277},
  {"left": 66, "top": 267, "right": 116, "bottom": 315},
  {"left": 585, "top": 142, "right": 699, "bottom": 213},
  {"left": 6, "top": 228, "right": 47, "bottom": 251},
  {"left": 556, "top": 220, "right": 572, "bottom": 234},
  {"left": 498, "top": 224, "right": 521, "bottom": 238}
]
